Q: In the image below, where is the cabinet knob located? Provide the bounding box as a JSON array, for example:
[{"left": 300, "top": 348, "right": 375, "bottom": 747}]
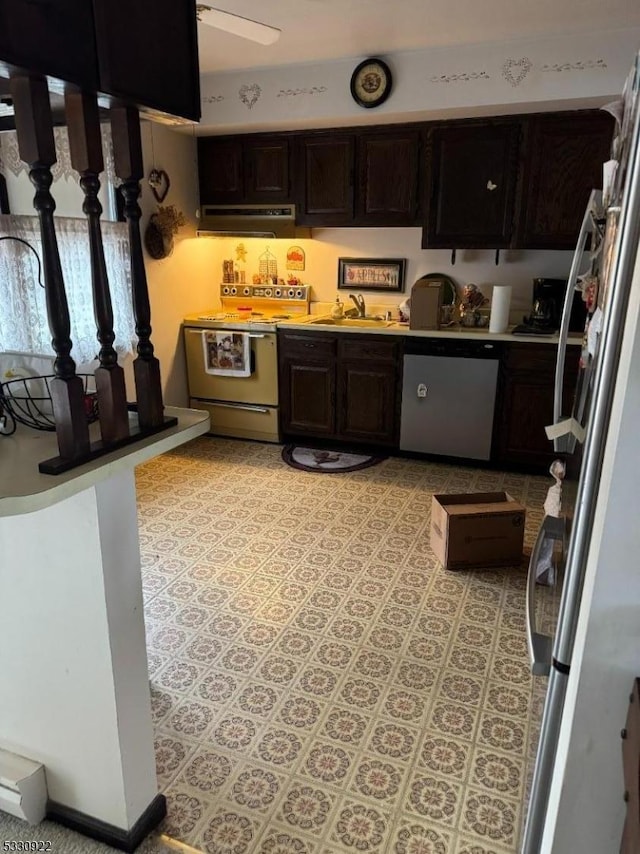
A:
[
  {"left": 487, "top": 180, "right": 498, "bottom": 191},
  {"left": 624, "top": 790, "right": 630, "bottom": 803},
  {"left": 621, "top": 728, "right": 628, "bottom": 740}
]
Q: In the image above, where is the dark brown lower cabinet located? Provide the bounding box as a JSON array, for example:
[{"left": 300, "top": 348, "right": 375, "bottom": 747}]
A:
[
  {"left": 279, "top": 331, "right": 400, "bottom": 447},
  {"left": 494, "top": 342, "right": 580, "bottom": 469}
]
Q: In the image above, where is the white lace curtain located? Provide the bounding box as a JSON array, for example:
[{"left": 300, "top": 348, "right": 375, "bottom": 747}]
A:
[{"left": 0, "top": 215, "right": 137, "bottom": 364}]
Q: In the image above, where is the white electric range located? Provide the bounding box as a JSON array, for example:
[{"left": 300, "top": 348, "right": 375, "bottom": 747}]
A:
[{"left": 183, "top": 285, "right": 311, "bottom": 442}]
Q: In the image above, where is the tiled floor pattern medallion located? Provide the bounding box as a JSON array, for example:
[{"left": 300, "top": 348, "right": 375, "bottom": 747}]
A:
[{"left": 138, "top": 438, "right": 548, "bottom": 854}]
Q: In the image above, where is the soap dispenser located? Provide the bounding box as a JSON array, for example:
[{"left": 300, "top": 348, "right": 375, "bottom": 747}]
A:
[{"left": 331, "top": 295, "right": 345, "bottom": 319}]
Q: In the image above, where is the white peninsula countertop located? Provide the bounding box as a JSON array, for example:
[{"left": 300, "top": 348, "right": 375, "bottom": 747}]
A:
[{"left": 0, "top": 406, "right": 210, "bottom": 517}]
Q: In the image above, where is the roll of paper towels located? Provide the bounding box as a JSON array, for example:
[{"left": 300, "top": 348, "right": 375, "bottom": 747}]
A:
[{"left": 489, "top": 285, "right": 512, "bottom": 333}]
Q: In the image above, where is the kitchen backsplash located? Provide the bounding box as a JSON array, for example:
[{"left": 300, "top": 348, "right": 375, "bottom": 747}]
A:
[{"left": 198, "top": 227, "right": 574, "bottom": 323}]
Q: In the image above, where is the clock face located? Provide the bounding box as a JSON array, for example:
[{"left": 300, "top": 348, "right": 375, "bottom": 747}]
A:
[{"left": 350, "top": 58, "right": 392, "bottom": 108}]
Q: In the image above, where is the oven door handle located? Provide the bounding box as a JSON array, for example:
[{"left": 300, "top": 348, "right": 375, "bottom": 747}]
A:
[
  {"left": 526, "top": 515, "right": 565, "bottom": 676},
  {"left": 194, "top": 400, "right": 270, "bottom": 414}
]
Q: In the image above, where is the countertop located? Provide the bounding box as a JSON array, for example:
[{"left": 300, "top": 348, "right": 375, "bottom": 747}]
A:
[
  {"left": 0, "top": 406, "right": 210, "bottom": 517},
  {"left": 278, "top": 315, "right": 583, "bottom": 345}
]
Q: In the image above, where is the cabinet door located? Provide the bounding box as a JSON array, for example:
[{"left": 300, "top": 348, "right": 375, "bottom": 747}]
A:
[
  {"left": 337, "top": 361, "right": 398, "bottom": 445},
  {"left": 280, "top": 360, "right": 336, "bottom": 435},
  {"left": 198, "top": 137, "right": 244, "bottom": 204},
  {"left": 91, "top": 0, "right": 200, "bottom": 121},
  {"left": 357, "top": 130, "right": 420, "bottom": 225},
  {"left": 424, "top": 121, "right": 521, "bottom": 248},
  {"left": 0, "top": 0, "right": 98, "bottom": 89},
  {"left": 297, "top": 135, "right": 355, "bottom": 225},
  {"left": 244, "top": 137, "right": 291, "bottom": 202},
  {"left": 518, "top": 112, "right": 614, "bottom": 249},
  {"left": 495, "top": 344, "right": 578, "bottom": 469}
]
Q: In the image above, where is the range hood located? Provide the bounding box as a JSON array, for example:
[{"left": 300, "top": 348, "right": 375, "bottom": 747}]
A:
[{"left": 197, "top": 204, "right": 311, "bottom": 239}]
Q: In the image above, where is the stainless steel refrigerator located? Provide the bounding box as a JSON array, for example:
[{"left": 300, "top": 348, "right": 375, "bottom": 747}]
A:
[{"left": 521, "top": 51, "right": 640, "bottom": 853}]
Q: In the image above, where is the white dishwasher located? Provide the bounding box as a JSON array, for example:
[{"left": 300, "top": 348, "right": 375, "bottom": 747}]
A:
[{"left": 400, "top": 338, "right": 501, "bottom": 460}]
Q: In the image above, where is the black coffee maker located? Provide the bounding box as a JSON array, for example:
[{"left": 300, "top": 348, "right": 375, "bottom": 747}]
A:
[
  {"left": 529, "top": 278, "right": 565, "bottom": 330},
  {"left": 513, "top": 278, "right": 586, "bottom": 335}
]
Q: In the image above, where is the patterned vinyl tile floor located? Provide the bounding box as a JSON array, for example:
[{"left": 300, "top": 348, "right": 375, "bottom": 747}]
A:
[{"left": 137, "top": 437, "right": 550, "bottom": 854}]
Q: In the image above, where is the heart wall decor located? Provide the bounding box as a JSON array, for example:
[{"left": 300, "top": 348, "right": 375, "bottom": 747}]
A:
[
  {"left": 239, "top": 83, "right": 262, "bottom": 110},
  {"left": 148, "top": 168, "right": 170, "bottom": 203},
  {"left": 502, "top": 57, "right": 532, "bottom": 87}
]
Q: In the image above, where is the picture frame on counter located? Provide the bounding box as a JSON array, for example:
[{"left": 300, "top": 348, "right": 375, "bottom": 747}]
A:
[{"left": 338, "top": 257, "right": 406, "bottom": 292}]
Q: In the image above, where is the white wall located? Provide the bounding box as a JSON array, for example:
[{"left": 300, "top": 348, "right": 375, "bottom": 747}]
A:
[
  {"left": 198, "top": 27, "right": 640, "bottom": 134},
  {"left": 194, "top": 230, "right": 574, "bottom": 322}
]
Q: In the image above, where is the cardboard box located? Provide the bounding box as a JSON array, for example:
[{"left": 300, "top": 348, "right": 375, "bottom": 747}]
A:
[{"left": 431, "top": 491, "right": 526, "bottom": 570}]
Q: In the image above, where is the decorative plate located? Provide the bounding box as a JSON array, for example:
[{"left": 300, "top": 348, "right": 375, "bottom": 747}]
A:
[
  {"left": 350, "top": 58, "right": 392, "bottom": 109},
  {"left": 414, "top": 273, "right": 457, "bottom": 305}
]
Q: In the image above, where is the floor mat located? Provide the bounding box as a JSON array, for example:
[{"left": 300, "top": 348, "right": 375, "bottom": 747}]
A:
[{"left": 282, "top": 444, "right": 386, "bottom": 473}]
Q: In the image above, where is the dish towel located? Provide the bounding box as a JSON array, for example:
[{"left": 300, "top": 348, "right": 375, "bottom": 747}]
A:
[{"left": 202, "top": 331, "right": 251, "bottom": 377}]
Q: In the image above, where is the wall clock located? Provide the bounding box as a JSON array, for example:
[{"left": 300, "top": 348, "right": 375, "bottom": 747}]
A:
[{"left": 350, "top": 58, "right": 392, "bottom": 108}]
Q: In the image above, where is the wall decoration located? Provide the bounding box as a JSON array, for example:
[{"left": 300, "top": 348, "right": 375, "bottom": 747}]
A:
[
  {"left": 501, "top": 57, "right": 532, "bottom": 87},
  {"left": 286, "top": 245, "right": 305, "bottom": 271},
  {"left": 144, "top": 204, "right": 185, "bottom": 260},
  {"left": 430, "top": 71, "right": 490, "bottom": 83},
  {"left": 350, "top": 58, "right": 393, "bottom": 109},
  {"left": 148, "top": 168, "right": 170, "bottom": 204},
  {"left": 239, "top": 83, "right": 262, "bottom": 110},
  {"left": 277, "top": 86, "right": 328, "bottom": 97},
  {"left": 235, "top": 243, "right": 248, "bottom": 263},
  {"left": 541, "top": 59, "right": 608, "bottom": 72},
  {"left": 203, "top": 94, "right": 225, "bottom": 103},
  {"left": 338, "top": 257, "right": 406, "bottom": 292}
]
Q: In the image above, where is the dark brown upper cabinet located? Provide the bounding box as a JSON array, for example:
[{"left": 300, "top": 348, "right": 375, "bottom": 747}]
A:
[
  {"left": 0, "top": 0, "right": 99, "bottom": 90},
  {"left": 91, "top": 0, "right": 200, "bottom": 122},
  {"left": 198, "top": 136, "right": 291, "bottom": 204},
  {"left": 0, "top": 0, "right": 200, "bottom": 122},
  {"left": 296, "top": 134, "right": 355, "bottom": 225},
  {"left": 357, "top": 129, "right": 421, "bottom": 225},
  {"left": 423, "top": 120, "right": 521, "bottom": 249},
  {"left": 243, "top": 136, "right": 291, "bottom": 202},
  {"left": 516, "top": 112, "right": 614, "bottom": 249}
]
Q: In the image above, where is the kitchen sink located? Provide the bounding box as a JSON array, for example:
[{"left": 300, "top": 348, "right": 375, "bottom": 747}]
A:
[{"left": 308, "top": 316, "right": 394, "bottom": 328}]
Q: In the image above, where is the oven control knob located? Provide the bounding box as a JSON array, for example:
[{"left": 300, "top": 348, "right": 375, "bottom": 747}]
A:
[
  {"left": 230, "top": 286, "right": 237, "bottom": 295},
  {"left": 222, "top": 286, "right": 230, "bottom": 295},
  {"left": 295, "top": 289, "right": 303, "bottom": 299},
  {"left": 243, "top": 287, "right": 251, "bottom": 296},
  {"left": 264, "top": 288, "right": 273, "bottom": 297},
  {"left": 287, "top": 288, "right": 295, "bottom": 297},
  {"left": 274, "top": 288, "right": 282, "bottom": 297}
]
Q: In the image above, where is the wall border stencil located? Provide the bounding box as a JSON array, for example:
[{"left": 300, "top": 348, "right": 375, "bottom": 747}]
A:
[
  {"left": 277, "top": 86, "right": 328, "bottom": 97},
  {"left": 502, "top": 57, "right": 532, "bottom": 87},
  {"left": 239, "top": 84, "right": 262, "bottom": 110},
  {"left": 541, "top": 59, "right": 608, "bottom": 72},
  {"left": 203, "top": 95, "right": 225, "bottom": 104},
  {"left": 430, "top": 71, "right": 490, "bottom": 83}
]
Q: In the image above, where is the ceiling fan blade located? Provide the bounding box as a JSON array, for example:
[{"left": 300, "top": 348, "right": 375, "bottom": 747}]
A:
[{"left": 196, "top": 5, "right": 281, "bottom": 45}]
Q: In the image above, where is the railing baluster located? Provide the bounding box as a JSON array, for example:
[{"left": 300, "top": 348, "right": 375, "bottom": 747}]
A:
[
  {"left": 110, "top": 106, "right": 164, "bottom": 430},
  {"left": 65, "top": 91, "right": 130, "bottom": 445},
  {"left": 10, "top": 74, "right": 90, "bottom": 460}
]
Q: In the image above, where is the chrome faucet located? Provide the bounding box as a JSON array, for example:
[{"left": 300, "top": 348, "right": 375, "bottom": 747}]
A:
[{"left": 349, "top": 293, "right": 366, "bottom": 317}]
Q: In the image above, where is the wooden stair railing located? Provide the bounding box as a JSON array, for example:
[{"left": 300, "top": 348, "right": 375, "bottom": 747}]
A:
[
  {"left": 110, "top": 105, "right": 164, "bottom": 431},
  {"left": 65, "top": 90, "right": 130, "bottom": 446},
  {"left": 9, "top": 74, "right": 90, "bottom": 462}
]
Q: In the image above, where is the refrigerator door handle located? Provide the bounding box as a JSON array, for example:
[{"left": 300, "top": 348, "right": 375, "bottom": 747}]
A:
[
  {"left": 526, "top": 515, "right": 566, "bottom": 676},
  {"left": 553, "top": 189, "right": 602, "bottom": 453}
]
